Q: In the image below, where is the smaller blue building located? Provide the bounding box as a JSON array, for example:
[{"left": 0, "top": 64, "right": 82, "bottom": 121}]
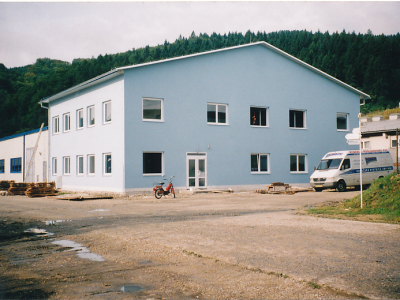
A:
[{"left": 40, "top": 42, "right": 370, "bottom": 193}]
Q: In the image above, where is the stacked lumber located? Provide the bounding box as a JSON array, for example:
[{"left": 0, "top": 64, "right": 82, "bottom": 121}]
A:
[
  {"left": 0, "top": 180, "right": 14, "bottom": 191},
  {"left": 8, "top": 182, "right": 28, "bottom": 195},
  {"left": 26, "top": 182, "right": 57, "bottom": 197}
]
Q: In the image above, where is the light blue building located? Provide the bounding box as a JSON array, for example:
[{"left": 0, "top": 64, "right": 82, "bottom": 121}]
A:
[{"left": 40, "top": 42, "right": 370, "bottom": 193}]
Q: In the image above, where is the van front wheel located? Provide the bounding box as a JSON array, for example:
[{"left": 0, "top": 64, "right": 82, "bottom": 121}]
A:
[{"left": 337, "top": 180, "right": 347, "bottom": 192}]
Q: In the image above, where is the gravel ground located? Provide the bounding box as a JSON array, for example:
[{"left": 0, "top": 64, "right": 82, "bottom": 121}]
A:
[{"left": 0, "top": 190, "right": 399, "bottom": 299}]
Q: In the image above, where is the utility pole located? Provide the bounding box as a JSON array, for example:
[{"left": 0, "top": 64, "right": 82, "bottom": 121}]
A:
[{"left": 397, "top": 128, "right": 399, "bottom": 173}]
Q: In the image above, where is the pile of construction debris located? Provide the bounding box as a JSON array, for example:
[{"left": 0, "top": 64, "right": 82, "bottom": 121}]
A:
[
  {"left": 8, "top": 182, "right": 29, "bottom": 195},
  {"left": 256, "top": 182, "right": 313, "bottom": 195},
  {"left": 26, "top": 182, "right": 58, "bottom": 197},
  {"left": 0, "top": 180, "right": 14, "bottom": 191}
]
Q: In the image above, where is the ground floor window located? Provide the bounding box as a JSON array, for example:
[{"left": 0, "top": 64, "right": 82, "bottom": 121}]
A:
[
  {"left": 63, "top": 156, "right": 70, "bottom": 175},
  {"left": 0, "top": 159, "right": 4, "bottom": 173},
  {"left": 52, "top": 157, "right": 57, "bottom": 175},
  {"left": 104, "top": 153, "right": 112, "bottom": 174},
  {"left": 251, "top": 153, "right": 269, "bottom": 173},
  {"left": 10, "top": 158, "right": 22, "bottom": 173},
  {"left": 290, "top": 154, "right": 307, "bottom": 173},
  {"left": 77, "top": 156, "right": 84, "bottom": 175},
  {"left": 88, "top": 155, "right": 95, "bottom": 175},
  {"left": 143, "top": 152, "right": 163, "bottom": 175}
]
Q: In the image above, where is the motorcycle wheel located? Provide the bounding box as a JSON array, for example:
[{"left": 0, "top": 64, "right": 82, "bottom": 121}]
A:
[{"left": 155, "top": 189, "right": 163, "bottom": 199}]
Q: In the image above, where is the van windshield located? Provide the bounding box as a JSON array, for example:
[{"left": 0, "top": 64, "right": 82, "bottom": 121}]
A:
[{"left": 317, "top": 158, "right": 343, "bottom": 170}]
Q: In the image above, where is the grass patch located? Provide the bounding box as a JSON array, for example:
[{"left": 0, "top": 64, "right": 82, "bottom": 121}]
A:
[
  {"left": 308, "top": 173, "right": 400, "bottom": 224},
  {"left": 307, "top": 282, "right": 321, "bottom": 289}
]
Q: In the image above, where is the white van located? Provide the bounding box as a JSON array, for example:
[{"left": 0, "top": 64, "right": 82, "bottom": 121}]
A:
[{"left": 310, "top": 149, "right": 394, "bottom": 192}]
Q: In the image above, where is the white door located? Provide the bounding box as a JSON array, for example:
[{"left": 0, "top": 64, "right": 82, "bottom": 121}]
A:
[{"left": 187, "top": 153, "right": 207, "bottom": 188}]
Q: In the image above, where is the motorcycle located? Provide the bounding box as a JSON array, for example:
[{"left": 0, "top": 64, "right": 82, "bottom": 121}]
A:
[{"left": 153, "top": 176, "right": 175, "bottom": 199}]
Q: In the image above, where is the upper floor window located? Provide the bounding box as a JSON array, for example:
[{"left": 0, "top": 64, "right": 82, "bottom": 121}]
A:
[
  {"left": 251, "top": 153, "right": 269, "bottom": 173},
  {"left": 207, "top": 103, "right": 227, "bottom": 125},
  {"left": 10, "top": 158, "right": 22, "bottom": 173},
  {"left": 63, "top": 113, "right": 70, "bottom": 132},
  {"left": 0, "top": 159, "right": 4, "bottom": 173},
  {"left": 361, "top": 141, "right": 370, "bottom": 149},
  {"left": 53, "top": 116, "right": 60, "bottom": 134},
  {"left": 391, "top": 137, "right": 399, "bottom": 148},
  {"left": 103, "top": 101, "right": 111, "bottom": 124},
  {"left": 88, "top": 105, "right": 95, "bottom": 127},
  {"left": 250, "top": 106, "right": 268, "bottom": 127},
  {"left": 289, "top": 109, "right": 306, "bottom": 129},
  {"left": 143, "top": 98, "right": 163, "bottom": 121},
  {"left": 290, "top": 154, "right": 307, "bottom": 173},
  {"left": 337, "top": 113, "right": 348, "bottom": 131},
  {"left": 77, "top": 109, "right": 84, "bottom": 129}
]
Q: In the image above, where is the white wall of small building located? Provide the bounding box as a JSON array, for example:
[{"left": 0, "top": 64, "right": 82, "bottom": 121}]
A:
[
  {"left": 362, "top": 134, "right": 400, "bottom": 165},
  {"left": 0, "top": 129, "right": 48, "bottom": 183}
]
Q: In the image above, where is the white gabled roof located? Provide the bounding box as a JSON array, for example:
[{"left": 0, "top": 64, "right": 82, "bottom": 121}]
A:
[{"left": 40, "top": 41, "right": 370, "bottom": 104}]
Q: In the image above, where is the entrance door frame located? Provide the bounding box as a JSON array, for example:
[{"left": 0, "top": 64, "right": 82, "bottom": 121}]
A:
[{"left": 186, "top": 152, "right": 207, "bottom": 189}]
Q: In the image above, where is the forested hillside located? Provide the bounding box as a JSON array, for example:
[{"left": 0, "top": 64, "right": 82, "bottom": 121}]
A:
[{"left": 1, "top": 29, "right": 399, "bottom": 139}]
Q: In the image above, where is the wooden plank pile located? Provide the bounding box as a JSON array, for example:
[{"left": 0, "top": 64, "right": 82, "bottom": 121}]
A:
[
  {"left": 26, "top": 182, "right": 57, "bottom": 197},
  {"left": 8, "top": 182, "right": 28, "bottom": 195},
  {"left": 256, "top": 182, "right": 295, "bottom": 195},
  {"left": 0, "top": 180, "right": 14, "bottom": 191}
]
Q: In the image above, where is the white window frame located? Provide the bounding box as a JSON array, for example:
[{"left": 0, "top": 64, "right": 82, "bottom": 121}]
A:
[
  {"left": 77, "top": 155, "right": 84, "bottom": 176},
  {"left": 52, "top": 157, "right": 57, "bottom": 175},
  {"left": 290, "top": 154, "right": 308, "bottom": 173},
  {"left": 88, "top": 105, "right": 95, "bottom": 127},
  {"left": 251, "top": 153, "right": 270, "bottom": 174},
  {"left": 207, "top": 103, "right": 228, "bottom": 125},
  {"left": 142, "top": 98, "right": 164, "bottom": 122},
  {"left": 103, "top": 101, "right": 112, "bottom": 124},
  {"left": 88, "top": 154, "right": 95, "bottom": 175},
  {"left": 337, "top": 113, "right": 349, "bottom": 131},
  {"left": 63, "top": 156, "right": 70, "bottom": 175},
  {"left": 361, "top": 140, "right": 371, "bottom": 149},
  {"left": 289, "top": 109, "right": 306, "bottom": 129},
  {"left": 390, "top": 137, "right": 399, "bottom": 148},
  {"left": 53, "top": 116, "right": 60, "bottom": 134},
  {"left": 63, "top": 113, "right": 71, "bottom": 132},
  {"left": 250, "top": 106, "right": 269, "bottom": 127},
  {"left": 143, "top": 152, "right": 164, "bottom": 176},
  {"left": 77, "top": 109, "right": 84, "bottom": 130},
  {"left": 103, "top": 153, "right": 112, "bottom": 175}
]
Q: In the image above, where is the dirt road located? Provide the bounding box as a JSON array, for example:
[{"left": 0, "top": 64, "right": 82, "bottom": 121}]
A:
[{"left": 0, "top": 190, "right": 399, "bottom": 299}]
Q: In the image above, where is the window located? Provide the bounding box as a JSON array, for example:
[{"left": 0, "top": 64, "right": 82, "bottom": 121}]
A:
[
  {"left": 250, "top": 107, "right": 268, "bottom": 127},
  {"left": 77, "top": 156, "right": 84, "bottom": 175},
  {"left": 289, "top": 110, "right": 306, "bottom": 128},
  {"left": 53, "top": 116, "right": 60, "bottom": 134},
  {"left": 341, "top": 158, "right": 351, "bottom": 170},
  {"left": 52, "top": 157, "right": 57, "bottom": 175},
  {"left": 0, "top": 159, "right": 4, "bottom": 173},
  {"left": 77, "top": 109, "right": 84, "bottom": 129},
  {"left": 104, "top": 153, "right": 112, "bottom": 174},
  {"left": 88, "top": 106, "right": 95, "bottom": 126},
  {"left": 63, "top": 113, "right": 70, "bottom": 132},
  {"left": 143, "top": 152, "right": 163, "bottom": 175},
  {"left": 88, "top": 155, "right": 95, "bottom": 175},
  {"left": 290, "top": 154, "right": 307, "bottom": 173},
  {"left": 251, "top": 154, "right": 269, "bottom": 173},
  {"left": 361, "top": 141, "right": 370, "bottom": 149},
  {"left": 337, "top": 113, "right": 348, "bottom": 131},
  {"left": 103, "top": 101, "right": 111, "bottom": 124},
  {"left": 143, "top": 98, "right": 163, "bottom": 121},
  {"left": 63, "top": 156, "right": 70, "bottom": 175},
  {"left": 207, "top": 103, "right": 227, "bottom": 124},
  {"left": 10, "top": 158, "right": 22, "bottom": 173},
  {"left": 391, "top": 138, "right": 399, "bottom": 148}
]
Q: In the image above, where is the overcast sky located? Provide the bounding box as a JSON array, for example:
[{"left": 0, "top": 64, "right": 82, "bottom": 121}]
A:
[{"left": 1, "top": 1, "right": 399, "bottom": 69}]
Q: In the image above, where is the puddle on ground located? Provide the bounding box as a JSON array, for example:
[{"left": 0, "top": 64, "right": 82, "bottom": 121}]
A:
[
  {"left": 24, "top": 228, "right": 54, "bottom": 236},
  {"left": 52, "top": 239, "right": 105, "bottom": 262},
  {"left": 120, "top": 285, "right": 143, "bottom": 293},
  {"left": 43, "top": 220, "right": 70, "bottom": 225},
  {"left": 89, "top": 209, "right": 110, "bottom": 212}
]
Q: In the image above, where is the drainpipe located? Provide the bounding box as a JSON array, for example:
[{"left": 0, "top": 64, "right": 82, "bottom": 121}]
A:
[
  {"left": 23, "top": 135, "right": 25, "bottom": 182},
  {"left": 397, "top": 128, "right": 399, "bottom": 173}
]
